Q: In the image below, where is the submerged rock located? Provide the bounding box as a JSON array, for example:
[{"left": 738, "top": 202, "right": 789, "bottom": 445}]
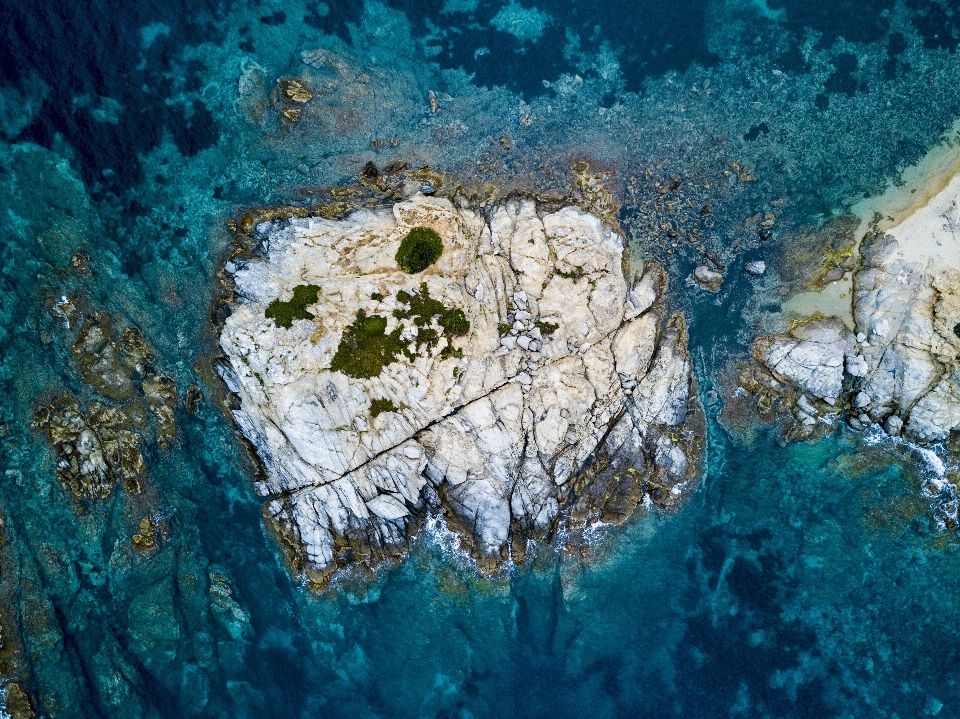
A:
[
  {"left": 744, "top": 260, "right": 766, "bottom": 276},
  {"left": 32, "top": 396, "right": 146, "bottom": 500},
  {"left": 219, "top": 194, "right": 704, "bottom": 585}
]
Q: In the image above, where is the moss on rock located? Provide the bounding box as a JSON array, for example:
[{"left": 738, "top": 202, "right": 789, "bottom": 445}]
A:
[
  {"left": 395, "top": 226, "right": 443, "bottom": 273},
  {"left": 369, "top": 398, "right": 397, "bottom": 418},
  {"left": 265, "top": 284, "right": 321, "bottom": 328}
]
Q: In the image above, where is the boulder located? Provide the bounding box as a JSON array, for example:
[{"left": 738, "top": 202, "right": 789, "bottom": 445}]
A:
[
  {"left": 694, "top": 265, "right": 723, "bottom": 291},
  {"left": 744, "top": 260, "right": 766, "bottom": 276},
  {"left": 754, "top": 318, "right": 853, "bottom": 406}
]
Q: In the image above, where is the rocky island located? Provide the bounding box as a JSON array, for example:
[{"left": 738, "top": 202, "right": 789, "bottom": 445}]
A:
[{"left": 219, "top": 193, "right": 704, "bottom": 585}]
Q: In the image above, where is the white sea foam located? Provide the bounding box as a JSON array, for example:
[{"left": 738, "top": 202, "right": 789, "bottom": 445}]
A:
[
  {"left": 424, "top": 512, "right": 483, "bottom": 572},
  {"left": 860, "top": 425, "right": 959, "bottom": 527}
]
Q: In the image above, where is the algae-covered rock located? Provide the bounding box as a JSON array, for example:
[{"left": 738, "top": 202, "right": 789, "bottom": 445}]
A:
[
  {"left": 32, "top": 396, "right": 146, "bottom": 500},
  {"left": 219, "top": 194, "right": 704, "bottom": 585},
  {"left": 32, "top": 312, "right": 181, "bottom": 501}
]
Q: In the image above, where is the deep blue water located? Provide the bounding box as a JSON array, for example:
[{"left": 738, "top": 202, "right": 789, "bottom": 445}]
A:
[{"left": 3, "top": 0, "right": 960, "bottom": 716}]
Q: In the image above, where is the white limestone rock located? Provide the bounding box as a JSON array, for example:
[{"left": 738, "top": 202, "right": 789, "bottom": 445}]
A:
[
  {"left": 751, "top": 168, "right": 960, "bottom": 445},
  {"left": 754, "top": 318, "right": 853, "bottom": 406},
  {"left": 220, "top": 195, "right": 703, "bottom": 584},
  {"left": 849, "top": 183, "right": 960, "bottom": 442}
]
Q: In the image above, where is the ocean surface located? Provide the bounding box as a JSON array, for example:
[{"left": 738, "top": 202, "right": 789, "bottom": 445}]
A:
[{"left": 2, "top": 0, "right": 960, "bottom": 716}]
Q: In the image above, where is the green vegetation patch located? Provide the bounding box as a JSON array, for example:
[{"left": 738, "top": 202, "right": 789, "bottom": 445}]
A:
[
  {"left": 265, "top": 284, "right": 321, "bottom": 328},
  {"left": 369, "top": 397, "right": 397, "bottom": 418},
  {"left": 330, "top": 283, "right": 470, "bottom": 379},
  {"left": 498, "top": 323, "right": 512, "bottom": 335},
  {"left": 396, "top": 226, "right": 443, "bottom": 274},
  {"left": 535, "top": 320, "right": 559, "bottom": 336},
  {"left": 394, "top": 283, "right": 470, "bottom": 350},
  {"left": 330, "top": 310, "right": 408, "bottom": 379},
  {"left": 556, "top": 266, "right": 586, "bottom": 281}
]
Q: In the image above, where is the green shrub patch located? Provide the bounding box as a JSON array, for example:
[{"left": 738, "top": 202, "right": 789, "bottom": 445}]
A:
[
  {"left": 393, "top": 282, "right": 471, "bottom": 350},
  {"left": 330, "top": 309, "right": 408, "bottom": 379},
  {"left": 369, "top": 397, "right": 398, "bottom": 418},
  {"left": 330, "top": 284, "right": 470, "bottom": 378},
  {"left": 396, "top": 226, "right": 443, "bottom": 273},
  {"left": 265, "top": 284, "right": 321, "bottom": 328}
]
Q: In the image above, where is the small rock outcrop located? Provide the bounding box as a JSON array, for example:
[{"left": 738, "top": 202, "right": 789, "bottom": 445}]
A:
[
  {"left": 754, "top": 318, "right": 853, "bottom": 407},
  {"left": 219, "top": 195, "right": 704, "bottom": 585},
  {"left": 694, "top": 265, "right": 723, "bottom": 291},
  {"left": 852, "top": 225, "right": 960, "bottom": 442},
  {"left": 744, "top": 260, "right": 766, "bottom": 276}
]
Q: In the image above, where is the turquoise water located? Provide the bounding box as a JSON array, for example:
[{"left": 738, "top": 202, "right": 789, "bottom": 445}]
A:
[{"left": 3, "top": 0, "right": 960, "bottom": 716}]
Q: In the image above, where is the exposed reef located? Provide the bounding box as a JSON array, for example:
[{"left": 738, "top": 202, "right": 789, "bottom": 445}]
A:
[
  {"left": 32, "top": 312, "right": 179, "bottom": 502},
  {"left": 219, "top": 193, "right": 704, "bottom": 586}
]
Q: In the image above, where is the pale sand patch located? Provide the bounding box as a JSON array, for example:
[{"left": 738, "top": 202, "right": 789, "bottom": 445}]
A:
[
  {"left": 882, "top": 169, "right": 960, "bottom": 271},
  {"left": 781, "top": 277, "right": 854, "bottom": 329},
  {"left": 781, "top": 116, "right": 960, "bottom": 323},
  {"left": 851, "top": 115, "right": 960, "bottom": 239}
]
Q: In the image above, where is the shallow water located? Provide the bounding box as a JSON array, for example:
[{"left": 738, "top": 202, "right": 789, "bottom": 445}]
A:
[{"left": 3, "top": 0, "right": 960, "bottom": 716}]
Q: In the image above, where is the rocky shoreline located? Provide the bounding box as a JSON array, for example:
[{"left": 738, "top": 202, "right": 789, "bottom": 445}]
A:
[
  {"left": 737, "top": 166, "right": 960, "bottom": 451},
  {"left": 217, "top": 191, "right": 704, "bottom": 587}
]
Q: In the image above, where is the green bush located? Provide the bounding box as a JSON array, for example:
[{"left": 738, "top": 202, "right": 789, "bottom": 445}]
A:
[
  {"left": 330, "top": 309, "right": 407, "bottom": 379},
  {"left": 396, "top": 227, "right": 443, "bottom": 273},
  {"left": 265, "top": 284, "right": 321, "bottom": 328},
  {"left": 369, "top": 397, "right": 397, "bottom": 418},
  {"left": 329, "top": 284, "right": 470, "bottom": 379},
  {"left": 393, "top": 283, "right": 470, "bottom": 349},
  {"left": 438, "top": 308, "right": 470, "bottom": 337}
]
